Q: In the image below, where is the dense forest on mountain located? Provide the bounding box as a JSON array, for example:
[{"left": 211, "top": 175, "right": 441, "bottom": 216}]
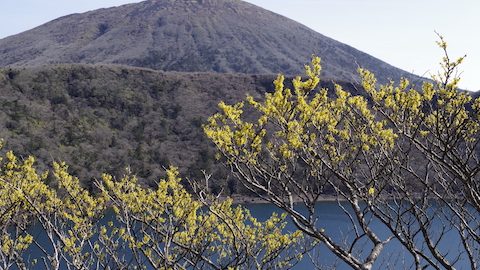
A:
[{"left": 0, "top": 64, "right": 360, "bottom": 193}]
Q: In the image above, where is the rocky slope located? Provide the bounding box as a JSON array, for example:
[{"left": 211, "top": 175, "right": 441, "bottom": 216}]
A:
[{"left": 0, "top": 0, "right": 420, "bottom": 84}]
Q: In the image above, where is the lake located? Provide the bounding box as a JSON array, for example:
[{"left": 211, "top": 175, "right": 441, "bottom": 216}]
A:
[
  {"left": 246, "top": 202, "right": 472, "bottom": 270},
  {"left": 20, "top": 202, "right": 472, "bottom": 269}
]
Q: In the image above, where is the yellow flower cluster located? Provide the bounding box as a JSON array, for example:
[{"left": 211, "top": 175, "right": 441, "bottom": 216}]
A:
[
  {"left": 0, "top": 150, "right": 302, "bottom": 269},
  {"left": 204, "top": 55, "right": 399, "bottom": 168},
  {"left": 98, "top": 166, "right": 302, "bottom": 268},
  {"left": 360, "top": 52, "right": 479, "bottom": 146}
]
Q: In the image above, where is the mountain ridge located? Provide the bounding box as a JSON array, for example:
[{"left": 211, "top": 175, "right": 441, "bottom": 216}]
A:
[{"left": 0, "top": 0, "right": 421, "bottom": 84}]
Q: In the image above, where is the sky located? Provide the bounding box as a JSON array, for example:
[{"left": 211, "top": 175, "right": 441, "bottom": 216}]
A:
[{"left": 0, "top": 0, "right": 478, "bottom": 90}]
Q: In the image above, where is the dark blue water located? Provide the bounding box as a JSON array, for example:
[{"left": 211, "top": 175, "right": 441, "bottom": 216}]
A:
[
  {"left": 245, "top": 202, "right": 472, "bottom": 270},
  {"left": 20, "top": 202, "right": 472, "bottom": 269}
]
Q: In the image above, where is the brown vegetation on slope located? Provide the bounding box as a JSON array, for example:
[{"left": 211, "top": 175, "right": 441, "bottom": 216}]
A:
[{"left": 0, "top": 64, "right": 356, "bottom": 193}]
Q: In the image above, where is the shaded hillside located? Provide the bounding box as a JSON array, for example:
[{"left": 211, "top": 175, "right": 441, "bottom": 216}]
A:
[
  {"left": 0, "top": 64, "right": 358, "bottom": 192},
  {"left": 0, "top": 0, "right": 420, "bottom": 84}
]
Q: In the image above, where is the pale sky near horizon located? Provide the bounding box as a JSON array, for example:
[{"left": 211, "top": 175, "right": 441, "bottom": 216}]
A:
[{"left": 0, "top": 0, "right": 478, "bottom": 90}]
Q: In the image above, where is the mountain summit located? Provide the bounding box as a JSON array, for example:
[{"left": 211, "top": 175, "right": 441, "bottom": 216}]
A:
[{"left": 0, "top": 0, "right": 418, "bottom": 83}]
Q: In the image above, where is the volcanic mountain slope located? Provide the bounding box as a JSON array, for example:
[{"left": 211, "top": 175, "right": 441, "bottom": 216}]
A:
[{"left": 0, "top": 0, "right": 420, "bottom": 84}]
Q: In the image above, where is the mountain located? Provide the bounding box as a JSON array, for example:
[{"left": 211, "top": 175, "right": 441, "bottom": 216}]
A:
[
  {"left": 0, "top": 0, "right": 420, "bottom": 84},
  {"left": 0, "top": 0, "right": 427, "bottom": 192}
]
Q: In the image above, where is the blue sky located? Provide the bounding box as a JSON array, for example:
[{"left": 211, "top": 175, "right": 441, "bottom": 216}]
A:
[{"left": 0, "top": 0, "right": 478, "bottom": 90}]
